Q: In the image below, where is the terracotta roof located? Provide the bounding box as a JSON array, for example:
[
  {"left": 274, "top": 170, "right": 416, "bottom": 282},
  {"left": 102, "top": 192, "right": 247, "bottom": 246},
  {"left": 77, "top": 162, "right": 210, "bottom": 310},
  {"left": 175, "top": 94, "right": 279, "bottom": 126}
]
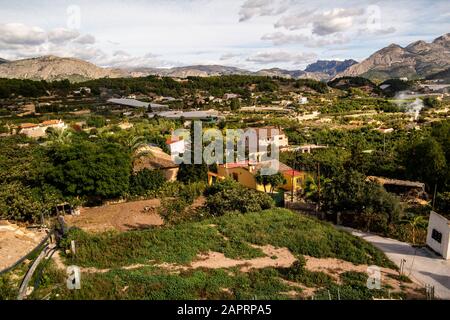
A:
[
  {"left": 166, "top": 136, "right": 181, "bottom": 145},
  {"left": 283, "top": 170, "right": 303, "bottom": 177},
  {"left": 133, "top": 146, "right": 178, "bottom": 172},
  {"left": 41, "top": 120, "right": 61, "bottom": 126},
  {"left": 367, "top": 176, "right": 425, "bottom": 190},
  {"left": 19, "top": 123, "right": 38, "bottom": 129}
]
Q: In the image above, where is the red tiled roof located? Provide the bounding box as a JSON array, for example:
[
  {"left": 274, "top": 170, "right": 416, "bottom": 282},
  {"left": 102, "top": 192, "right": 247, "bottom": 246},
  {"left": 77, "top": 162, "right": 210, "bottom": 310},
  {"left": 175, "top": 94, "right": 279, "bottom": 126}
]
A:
[
  {"left": 166, "top": 137, "right": 181, "bottom": 145},
  {"left": 41, "top": 120, "right": 61, "bottom": 126},
  {"left": 19, "top": 123, "right": 38, "bottom": 129},
  {"left": 223, "top": 161, "right": 250, "bottom": 169},
  {"left": 282, "top": 170, "right": 303, "bottom": 177}
]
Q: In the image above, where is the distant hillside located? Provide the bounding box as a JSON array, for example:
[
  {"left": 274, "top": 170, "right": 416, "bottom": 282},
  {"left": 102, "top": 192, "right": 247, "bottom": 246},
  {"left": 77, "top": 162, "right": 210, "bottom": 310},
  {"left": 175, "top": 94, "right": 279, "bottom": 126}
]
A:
[
  {"left": 254, "top": 68, "right": 326, "bottom": 81},
  {"left": 305, "top": 60, "right": 357, "bottom": 77},
  {"left": 0, "top": 56, "right": 127, "bottom": 82},
  {"left": 0, "top": 58, "right": 8, "bottom": 65},
  {"left": 426, "top": 67, "right": 450, "bottom": 83},
  {"left": 131, "top": 65, "right": 332, "bottom": 80},
  {"left": 337, "top": 33, "right": 450, "bottom": 81},
  {"left": 131, "top": 65, "right": 253, "bottom": 78},
  {"left": 328, "top": 76, "right": 381, "bottom": 95}
]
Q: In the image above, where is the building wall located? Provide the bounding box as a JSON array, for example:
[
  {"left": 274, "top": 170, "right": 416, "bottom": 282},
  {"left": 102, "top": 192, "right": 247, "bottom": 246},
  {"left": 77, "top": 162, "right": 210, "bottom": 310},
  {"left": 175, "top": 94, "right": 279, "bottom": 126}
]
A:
[
  {"left": 217, "top": 166, "right": 267, "bottom": 192},
  {"left": 21, "top": 127, "right": 46, "bottom": 138},
  {"left": 426, "top": 211, "right": 450, "bottom": 259},
  {"left": 282, "top": 172, "right": 308, "bottom": 192},
  {"left": 169, "top": 140, "right": 186, "bottom": 156}
]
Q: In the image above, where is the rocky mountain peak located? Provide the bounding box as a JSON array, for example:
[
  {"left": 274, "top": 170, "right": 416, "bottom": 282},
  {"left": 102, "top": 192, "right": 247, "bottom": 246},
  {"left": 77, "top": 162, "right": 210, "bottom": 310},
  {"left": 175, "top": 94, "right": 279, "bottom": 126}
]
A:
[{"left": 433, "top": 33, "right": 450, "bottom": 46}]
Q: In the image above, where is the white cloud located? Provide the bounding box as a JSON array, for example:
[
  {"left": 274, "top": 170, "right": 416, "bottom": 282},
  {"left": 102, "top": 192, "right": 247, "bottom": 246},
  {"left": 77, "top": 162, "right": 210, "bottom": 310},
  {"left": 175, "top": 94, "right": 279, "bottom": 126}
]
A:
[
  {"left": 262, "top": 32, "right": 350, "bottom": 47},
  {"left": 97, "top": 50, "right": 170, "bottom": 68},
  {"left": 220, "top": 53, "right": 240, "bottom": 60},
  {"left": 275, "top": 8, "right": 365, "bottom": 35},
  {"left": 247, "top": 50, "right": 317, "bottom": 65},
  {"left": 0, "top": 1, "right": 448, "bottom": 70},
  {"left": 47, "top": 28, "right": 80, "bottom": 44},
  {"left": 0, "top": 23, "right": 47, "bottom": 47},
  {"left": 239, "top": 0, "right": 290, "bottom": 22},
  {"left": 74, "top": 34, "right": 96, "bottom": 45}
]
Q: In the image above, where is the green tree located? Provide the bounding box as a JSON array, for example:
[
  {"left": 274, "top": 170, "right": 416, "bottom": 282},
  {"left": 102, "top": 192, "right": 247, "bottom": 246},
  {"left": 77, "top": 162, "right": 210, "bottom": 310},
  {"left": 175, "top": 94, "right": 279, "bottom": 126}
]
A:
[
  {"left": 45, "top": 141, "right": 131, "bottom": 200},
  {"left": 205, "top": 180, "right": 274, "bottom": 216},
  {"left": 405, "top": 138, "right": 447, "bottom": 189},
  {"left": 130, "top": 169, "right": 166, "bottom": 196}
]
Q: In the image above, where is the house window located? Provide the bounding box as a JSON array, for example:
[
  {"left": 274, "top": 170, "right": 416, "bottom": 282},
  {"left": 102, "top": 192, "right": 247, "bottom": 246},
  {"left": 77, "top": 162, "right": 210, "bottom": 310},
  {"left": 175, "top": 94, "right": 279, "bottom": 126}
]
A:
[
  {"left": 432, "top": 229, "right": 442, "bottom": 243},
  {"left": 232, "top": 173, "right": 239, "bottom": 182}
]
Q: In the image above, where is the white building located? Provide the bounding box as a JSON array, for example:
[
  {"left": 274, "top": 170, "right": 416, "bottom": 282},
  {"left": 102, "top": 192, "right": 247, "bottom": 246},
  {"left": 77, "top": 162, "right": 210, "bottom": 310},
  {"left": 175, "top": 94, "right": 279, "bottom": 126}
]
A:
[
  {"left": 40, "top": 119, "right": 66, "bottom": 131},
  {"left": 19, "top": 123, "right": 46, "bottom": 138},
  {"left": 224, "top": 93, "right": 239, "bottom": 100},
  {"left": 248, "top": 127, "right": 289, "bottom": 148},
  {"left": 427, "top": 211, "right": 450, "bottom": 260},
  {"left": 19, "top": 119, "right": 66, "bottom": 139},
  {"left": 299, "top": 97, "right": 308, "bottom": 105},
  {"left": 166, "top": 136, "right": 186, "bottom": 157}
]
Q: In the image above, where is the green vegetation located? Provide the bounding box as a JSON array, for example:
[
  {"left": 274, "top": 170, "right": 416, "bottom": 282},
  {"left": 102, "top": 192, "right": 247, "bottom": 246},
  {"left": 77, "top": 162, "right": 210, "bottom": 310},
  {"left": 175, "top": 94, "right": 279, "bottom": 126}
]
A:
[
  {"left": 45, "top": 141, "right": 131, "bottom": 201},
  {"left": 10, "top": 208, "right": 406, "bottom": 300},
  {"left": 61, "top": 209, "right": 394, "bottom": 269},
  {"left": 205, "top": 179, "right": 274, "bottom": 216},
  {"left": 130, "top": 169, "right": 166, "bottom": 196}
]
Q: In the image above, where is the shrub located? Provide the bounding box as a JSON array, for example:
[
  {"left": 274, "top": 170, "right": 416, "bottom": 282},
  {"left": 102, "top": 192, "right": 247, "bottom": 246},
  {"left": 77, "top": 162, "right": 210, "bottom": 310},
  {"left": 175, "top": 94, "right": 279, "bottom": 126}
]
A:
[
  {"left": 130, "top": 169, "right": 166, "bottom": 196},
  {"left": 0, "top": 275, "right": 16, "bottom": 300},
  {"left": 278, "top": 260, "right": 334, "bottom": 287},
  {"left": 205, "top": 181, "right": 274, "bottom": 216}
]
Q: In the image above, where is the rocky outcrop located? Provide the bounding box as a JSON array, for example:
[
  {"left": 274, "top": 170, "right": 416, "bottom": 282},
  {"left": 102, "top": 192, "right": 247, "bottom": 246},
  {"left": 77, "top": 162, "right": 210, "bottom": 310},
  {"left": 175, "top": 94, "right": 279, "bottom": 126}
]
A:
[
  {"left": 305, "top": 59, "right": 357, "bottom": 77},
  {"left": 337, "top": 33, "right": 450, "bottom": 81}
]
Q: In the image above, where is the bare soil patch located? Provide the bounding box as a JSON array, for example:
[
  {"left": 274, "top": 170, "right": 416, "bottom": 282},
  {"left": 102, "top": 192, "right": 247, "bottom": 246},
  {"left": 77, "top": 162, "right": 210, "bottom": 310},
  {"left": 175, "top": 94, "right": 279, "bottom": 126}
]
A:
[
  {"left": 0, "top": 221, "right": 47, "bottom": 270},
  {"left": 190, "top": 245, "right": 297, "bottom": 271},
  {"left": 304, "top": 256, "right": 423, "bottom": 298},
  {"left": 65, "top": 199, "right": 164, "bottom": 233}
]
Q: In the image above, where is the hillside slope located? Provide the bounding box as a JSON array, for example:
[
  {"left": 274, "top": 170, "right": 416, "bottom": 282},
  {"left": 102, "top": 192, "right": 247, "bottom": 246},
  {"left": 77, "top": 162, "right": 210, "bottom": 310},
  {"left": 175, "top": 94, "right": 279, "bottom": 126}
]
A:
[
  {"left": 0, "top": 56, "right": 127, "bottom": 82},
  {"left": 338, "top": 33, "right": 450, "bottom": 81}
]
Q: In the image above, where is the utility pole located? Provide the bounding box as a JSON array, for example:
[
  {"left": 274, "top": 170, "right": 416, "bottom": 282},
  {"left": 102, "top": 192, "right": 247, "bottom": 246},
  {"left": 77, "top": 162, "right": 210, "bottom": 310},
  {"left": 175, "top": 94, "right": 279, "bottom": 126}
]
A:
[
  {"left": 291, "top": 156, "right": 295, "bottom": 203},
  {"left": 432, "top": 184, "right": 438, "bottom": 210},
  {"left": 317, "top": 162, "right": 321, "bottom": 213}
]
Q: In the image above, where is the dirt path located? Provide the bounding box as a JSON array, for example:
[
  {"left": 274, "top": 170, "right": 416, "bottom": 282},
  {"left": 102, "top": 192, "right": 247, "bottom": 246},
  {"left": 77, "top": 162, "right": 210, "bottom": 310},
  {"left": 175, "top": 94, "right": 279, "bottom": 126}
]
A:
[
  {"left": 65, "top": 199, "right": 164, "bottom": 233},
  {"left": 191, "top": 245, "right": 296, "bottom": 271},
  {"left": 0, "top": 221, "right": 47, "bottom": 270}
]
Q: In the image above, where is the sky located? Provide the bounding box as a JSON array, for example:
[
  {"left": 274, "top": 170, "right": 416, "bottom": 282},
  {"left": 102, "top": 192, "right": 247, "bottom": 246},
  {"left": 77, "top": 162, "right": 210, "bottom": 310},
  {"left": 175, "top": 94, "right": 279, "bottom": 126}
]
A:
[{"left": 0, "top": 0, "right": 449, "bottom": 71}]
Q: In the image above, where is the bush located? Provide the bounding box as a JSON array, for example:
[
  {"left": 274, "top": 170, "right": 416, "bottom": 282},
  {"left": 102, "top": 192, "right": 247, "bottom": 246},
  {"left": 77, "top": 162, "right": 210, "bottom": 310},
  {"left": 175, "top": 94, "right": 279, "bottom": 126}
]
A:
[
  {"left": 205, "top": 180, "right": 274, "bottom": 216},
  {"left": 278, "top": 259, "right": 334, "bottom": 287},
  {"left": 159, "top": 197, "right": 190, "bottom": 223},
  {"left": 130, "top": 169, "right": 166, "bottom": 196},
  {"left": 0, "top": 275, "right": 16, "bottom": 300}
]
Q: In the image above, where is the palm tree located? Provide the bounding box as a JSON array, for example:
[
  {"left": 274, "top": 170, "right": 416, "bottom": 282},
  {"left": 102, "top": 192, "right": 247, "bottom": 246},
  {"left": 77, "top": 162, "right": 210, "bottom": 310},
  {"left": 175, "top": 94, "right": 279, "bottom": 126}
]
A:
[
  {"left": 400, "top": 215, "right": 428, "bottom": 245},
  {"left": 255, "top": 171, "right": 269, "bottom": 193},
  {"left": 47, "top": 128, "right": 72, "bottom": 145}
]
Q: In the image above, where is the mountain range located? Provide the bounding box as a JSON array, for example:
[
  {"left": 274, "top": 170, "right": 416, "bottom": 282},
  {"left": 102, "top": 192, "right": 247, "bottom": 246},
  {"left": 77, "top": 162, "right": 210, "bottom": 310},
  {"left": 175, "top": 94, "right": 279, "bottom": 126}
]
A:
[
  {"left": 338, "top": 33, "right": 450, "bottom": 81},
  {"left": 0, "top": 33, "right": 449, "bottom": 82},
  {"left": 305, "top": 60, "right": 357, "bottom": 77},
  {"left": 0, "top": 56, "right": 352, "bottom": 82}
]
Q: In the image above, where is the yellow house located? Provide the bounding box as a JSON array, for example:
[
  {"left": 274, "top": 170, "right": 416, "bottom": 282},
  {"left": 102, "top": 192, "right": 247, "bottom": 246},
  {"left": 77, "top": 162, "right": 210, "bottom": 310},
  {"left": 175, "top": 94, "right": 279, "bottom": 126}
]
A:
[{"left": 208, "top": 160, "right": 308, "bottom": 193}]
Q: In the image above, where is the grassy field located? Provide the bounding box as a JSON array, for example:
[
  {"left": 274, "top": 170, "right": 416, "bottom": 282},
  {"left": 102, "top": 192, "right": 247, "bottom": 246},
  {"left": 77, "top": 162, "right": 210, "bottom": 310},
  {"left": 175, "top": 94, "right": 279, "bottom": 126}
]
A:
[
  {"left": 3, "top": 208, "right": 418, "bottom": 300},
  {"left": 61, "top": 208, "right": 395, "bottom": 269}
]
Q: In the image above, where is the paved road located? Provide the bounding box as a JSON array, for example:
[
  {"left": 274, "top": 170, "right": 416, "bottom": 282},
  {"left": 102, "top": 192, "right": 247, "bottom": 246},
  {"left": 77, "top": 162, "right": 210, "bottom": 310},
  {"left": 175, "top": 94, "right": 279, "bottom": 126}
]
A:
[{"left": 338, "top": 226, "right": 450, "bottom": 299}]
